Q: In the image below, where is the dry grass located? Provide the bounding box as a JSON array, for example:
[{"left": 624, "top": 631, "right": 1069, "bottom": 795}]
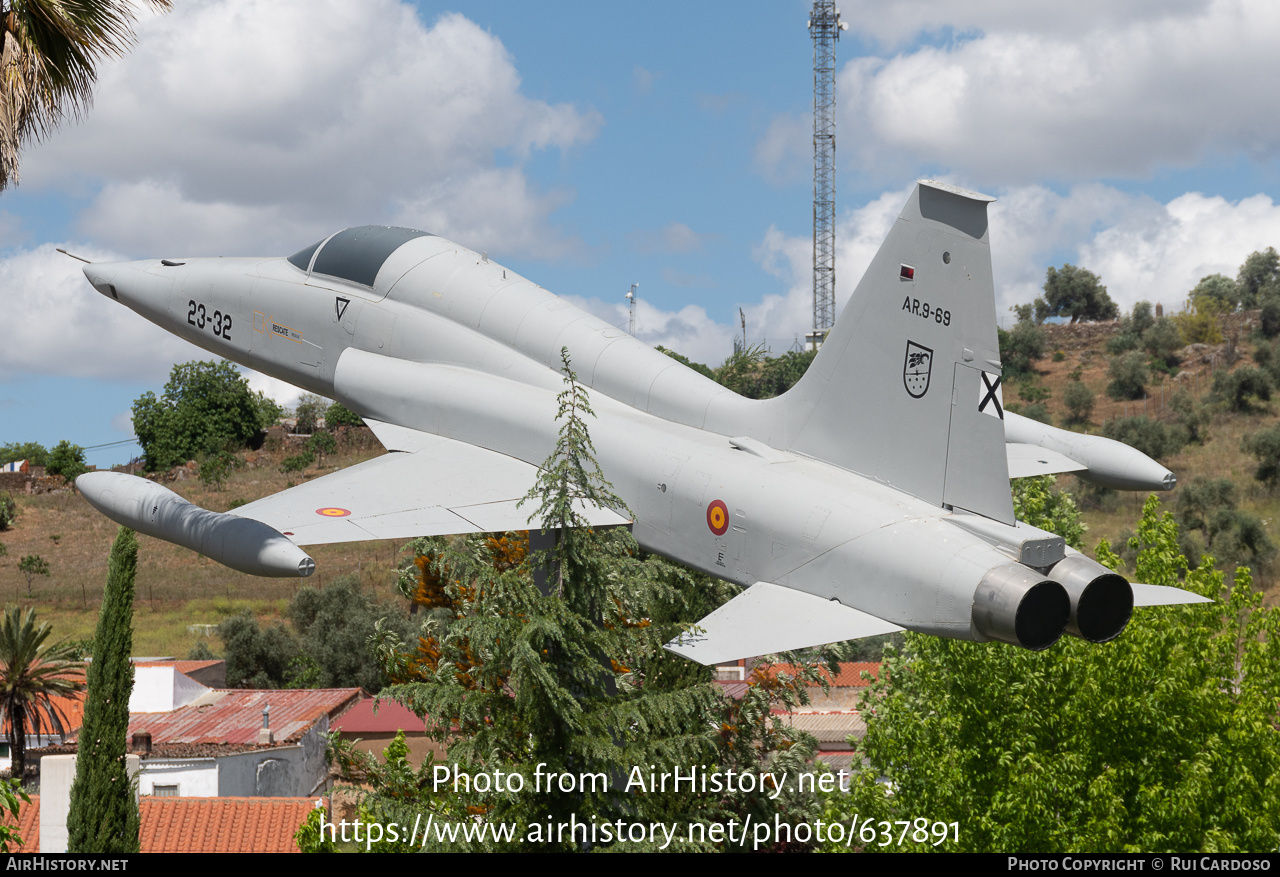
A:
[
  {"left": 0, "top": 434, "right": 411, "bottom": 655},
  {"left": 1031, "top": 320, "right": 1280, "bottom": 607}
]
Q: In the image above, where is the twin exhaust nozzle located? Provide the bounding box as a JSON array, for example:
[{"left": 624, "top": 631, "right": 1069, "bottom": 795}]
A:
[{"left": 973, "top": 555, "right": 1133, "bottom": 650}]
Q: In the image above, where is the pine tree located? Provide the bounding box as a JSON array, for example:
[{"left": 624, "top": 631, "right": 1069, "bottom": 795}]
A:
[
  {"left": 67, "top": 527, "right": 140, "bottom": 854},
  {"left": 358, "top": 348, "right": 825, "bottom": 851}
]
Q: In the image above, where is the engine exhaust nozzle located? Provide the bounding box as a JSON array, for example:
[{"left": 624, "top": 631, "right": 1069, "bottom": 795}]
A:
[
  {"left": 973, "top": 563, "right": 1070, "bottom": 651},
  {"left": 1047, "top": 553, "right": 1133, "bottom": 643}
]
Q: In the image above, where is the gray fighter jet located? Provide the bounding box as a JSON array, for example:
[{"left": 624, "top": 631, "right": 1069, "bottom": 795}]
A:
[{"left": 75, "top": 180, "right": 1208, "bottom": 663}]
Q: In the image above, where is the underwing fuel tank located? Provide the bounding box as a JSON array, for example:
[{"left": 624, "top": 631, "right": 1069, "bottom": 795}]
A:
[{"left": 76, "top": 472, "right": 315, "bottom": 578}]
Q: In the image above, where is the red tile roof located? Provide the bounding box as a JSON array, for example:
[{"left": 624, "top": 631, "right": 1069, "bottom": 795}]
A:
[
  {"left": 126, "top": 689, "right": 363, "bottom": 747},
  {"left": 757, "top": 661, "right": 881, "bottom": 688},
  {"left": 5, "top": 796, "right": 317, "bottom": 853},
  {"left": 0, "top": 690, "right": 86, "bottom": 739},
  {"left": 331, "top": 697, "right": 426, "bottom": 734},
  {"left": 140, "top": 797, "right": 316, "bottom": 853}
]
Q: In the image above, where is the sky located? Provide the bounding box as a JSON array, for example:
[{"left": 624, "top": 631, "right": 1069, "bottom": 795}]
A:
[{"left": 5, "top": 0, "right": 1280, "bottom": 467}]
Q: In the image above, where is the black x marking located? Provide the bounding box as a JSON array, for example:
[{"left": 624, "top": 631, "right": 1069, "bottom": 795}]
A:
[{"left": 979, "top": 372, "right": 1003, "bottom": 419}]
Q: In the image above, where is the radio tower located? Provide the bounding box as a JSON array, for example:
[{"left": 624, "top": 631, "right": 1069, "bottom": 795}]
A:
[{"left": 807, "top": 1, "right": 844, "bottom": 350}]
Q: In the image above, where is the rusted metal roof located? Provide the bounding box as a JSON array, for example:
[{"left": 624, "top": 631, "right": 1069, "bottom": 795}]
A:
[{"left": 126, "top": 688, "right": 364, "bottom": 746}]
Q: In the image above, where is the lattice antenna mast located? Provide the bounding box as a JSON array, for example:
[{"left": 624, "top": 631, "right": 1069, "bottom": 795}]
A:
[{"left": 807, "top": 1, "right": 844, "bottom": 350}]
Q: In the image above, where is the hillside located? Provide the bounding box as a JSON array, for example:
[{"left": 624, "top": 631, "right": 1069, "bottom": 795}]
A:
[{"left": 1, "top": 314, "right": 1278, "bottom": 658}]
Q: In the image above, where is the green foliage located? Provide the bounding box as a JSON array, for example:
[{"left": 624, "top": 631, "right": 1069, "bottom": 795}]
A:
[
  {"left": 1175, "top": 294, "right": 1226, "bottom": 345},
  {"left": 1242, "top": 423, "right": 1280, "bottom": 488},
  {"left": 217, "top": 611, "right": 299, "bottom": 689},
  {"left": 17, "top": 554, "right": 49, "bottom": 596},
  {"left": 0, "top": 778, "right": 29, "bottom": 852},
  {"left": 279, "top": 450, "right": 314, "bottom": 479},
  {"left": 714, "top": 344, "right": 769, "bottom": 399},
  {"left": 1008, "top": 401, "right": 1051, "bottom": 424},
  {"left": 1190, "top": 273, "right": 1239, "bottom": 312},
  {"left": 1107, "top": 301, "right": 1155, "bottom": 354},
  {"left": 325, "top": 400, "right": 365, "bottom": 428},
  {"left": 1062, "top": 380, "right": 1095, "bottom": 427},
  {"left": 1259, "top": 298, "right": 1280, "bottom": 339},
  {"left": 825, "top": 497, "right": 1280, "bottom": 852},
  {"left": 1236, "top": 247, "right": 1280, "bottom": 308},
  {"left": 197, "top": 450, "right": 242, "bottom": 490},
  {"left": 293, "top": 393, "right": 327, "bottom": 435},
  {"left": 1211, "top": 366, "right": 1273, "bottom": 412},
  {"left": 0, "top": 493, "right": 16, "bottom": 531},
  {"left": 1168, "top": 389, "right": 1211, "bottom": 445},
  {"left": 998, "top": 319, "right": 1046, "bottom": 379},
  {"left": 655, "top": 346, "right": 716, "bottom": 381},
  {"left": 0, "top": 608, "right": 86, "bottom": 786},
  {"left": 358, "top": 349, "right": 824, "bottom": 850},
  {"left": 1102, "top": 415, "right": 1186, "bottom": 463},
  {"left": 68, "top": 528, "right": 140, "bottom": 853},
  {"left": 1142, "top": 317, "right": 1183, "bottom": 368},
  {"left": 1106, "top": 350, "right": 1148, "bottom": 400},
  {"left": 294, "top": 806, "right": 336, "bottom": 853},
  {"left": 1016, "top": 380, "right": 1050, "bottom": 404},
  {"left": 1035, "top": 264, "right": 1119, "bottom": 323},
  {"left": 132, "top": 361, "right": 278, "bottom": 471},
  {"left": 45, "top": 440, "right": 88, "bottom": 481},
  {"left": 1010, "top": 475, "right": 1085, "bottom": 550},
  {"left": 0, "top": 442, "right": 47, "bottom": 468},
  {"left": 288, "top": 577, "right": 415, "bottom": 693},
  {"left": 306, "top": 430, "right": 337, "bottom": 467}
]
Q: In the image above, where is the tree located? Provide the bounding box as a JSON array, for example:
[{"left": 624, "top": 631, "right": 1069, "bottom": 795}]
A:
[
  {"left": 1062, "top": 380, "right": 1095, "bottom": 427},
  {"left": 998, "top": 319, "right": 1046, "bottom": 379},
  {"left": 45, "top": 440, "right": 88, "bottom": 481},
  {"left": 1, "top": 0, "right": 172, "bottom": 190},
  {"left": 325, "top": 400, "right": 364, "bottom": 428},
  {"left": 359, "top": 348, "right": 826, "bottom": 850},
  {"left": 1034, "top": 264, "right": 1119, "bottom": 324},
  {"left": 1102, "top": 415, "right": 1186, "bottom": 463},
  {"left": 1211, "top": 366, "right": 1273, "bottom": 413},
  {"left": 0, "top": 492, "right": 15, "bottom": 531},
  {"left": 132, "top": 360, "right": 280, "bottom": 471},
  {"left": 824, "top": 496, "right": 1280, "bottom": 852},
  {"left": 0, "top": 607, "right": 85, "bottom": 786},
  {"left": 1242, "top": 423, "right": 1280, "bottom": 488},
  {"left": 1190, "top": 273, "right": 1239, "bottom": 312},
  {"left": 292, "top": 393, "right": 327, "bottom": 435},
  {"left": 287, "top": 576, "right": 415, "bottom": 693},
  {"left": 0, "top": 442, "right": 46, "bottom": 468},
  {"left": 17, "top": 554, "right": 48, "bottom": 596},
  {"left": 1236, "top": 248, "right": 1280, "bottom": 309},
  {"left": 1106, "top": 350, "right": 1148, "bottom": 400},
  {"left": 216, "top": 611, "right": 298, "bottom": 689},
  {"left": 67, "top": 527, "right": 139, "bottom": 853}
]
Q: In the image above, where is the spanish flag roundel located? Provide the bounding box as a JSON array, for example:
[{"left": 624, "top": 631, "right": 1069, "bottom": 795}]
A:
[
  {"left": 706, "top": 500, "right": 729, "bottom": 536},
  {"left": 316, "top": 507, "right": 352, "bottom": 517}
]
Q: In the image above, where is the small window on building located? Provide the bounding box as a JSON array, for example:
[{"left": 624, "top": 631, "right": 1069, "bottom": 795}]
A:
[
  {"left": 151, "top": 784, "right": 179, "bottom": 797},
  {"left": 0, "top": 743, "right": 9, "bottom": 758}
]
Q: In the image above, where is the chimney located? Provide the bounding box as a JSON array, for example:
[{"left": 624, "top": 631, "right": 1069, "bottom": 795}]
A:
[
  {"left": 258, "top": 704, "right": 274, "bottom": 746},
  {"left": 130, "top": 730, "right": 152, "bottom": 755}
]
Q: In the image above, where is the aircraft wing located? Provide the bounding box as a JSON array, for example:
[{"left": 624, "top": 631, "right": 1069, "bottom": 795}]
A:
[
  {"left": 231, "top": 422, "right": 630, "bottom": 545},
  {"left": 665, "top": 581, "right": 904, "bottom": 665},
  {"left": 1130, "top": 583, "right": 1214, "bottom": 606},
  {"left": 1006, "top": 442, "right": 1088, "bottom": 479}
]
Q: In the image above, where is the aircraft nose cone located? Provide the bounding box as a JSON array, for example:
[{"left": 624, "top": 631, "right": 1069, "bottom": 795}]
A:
[{"left": 82, "top": 264, "right": 119, "bottom": 300}]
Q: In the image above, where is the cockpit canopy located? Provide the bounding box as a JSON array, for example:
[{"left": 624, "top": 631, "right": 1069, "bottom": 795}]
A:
[{"left": 287, "top": 226, "right": 433, "bottom": 287}]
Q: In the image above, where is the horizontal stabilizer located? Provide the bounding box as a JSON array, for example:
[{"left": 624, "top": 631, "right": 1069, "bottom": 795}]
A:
[
  {"left": 665, "top": 582, "right": 903, "bottom": 666},
  {"left": 233, "top": 429, "right": 630, "bottom": 544},
  {"left": 1131, "top": 583, "right": 1214, "bottom": 606},
  {"left": 1006, "top": 442, "right": 1088, "bottom": 479}
]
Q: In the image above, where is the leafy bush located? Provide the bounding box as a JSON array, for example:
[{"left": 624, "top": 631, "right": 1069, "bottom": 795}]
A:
[
  {"left": 1102, "top": 415, "right": 1186, "bottom": 462},
  {"left": 217, "top": 611, "right": 299, "bottom": 689},
  {"left": 1107, "top": 351, "right": 1148, "bottom": 400},
  {"left": 45, "top": 441, "right": 88, "bottom": 481},
  {"left": 1142, "top": 317, "right": 1183, "bottom": 368},
  {"left": 998, "top": 320, "right": 1046, "bottom": 379},
  {"left": 1210, "top": 366, "right": 1273, "bottom": 412},
  {"left": 325, "top": 401, "right": 364, "bottom": 428},
  {"left": 132, "top": 361, "right": 279, "bottom": 471},
  {"left": 1062, "top": 381, "right": 1095, "bottom": 426},
  {"left": 1243, "top": 424, "right": 1280, "bottom": 488},
  {"left": 0, "top": 443, "right": 48, "bottom": 468},
  {"left": 0, "top": 493, "right": 16, "bottom": 531},
  {"left": 293, "top": 393, "right": 327, "bottom": 435}
]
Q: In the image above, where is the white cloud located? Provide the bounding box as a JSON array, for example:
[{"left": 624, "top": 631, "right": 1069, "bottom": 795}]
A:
[
  {"left": 759, "top": 0, "right": 1280, "bottom": 186},
  {"left": 22, "top": 1, "right": 601, "bottom": 259},
  {"left": 0, "top": 245, "right": 203, "bottom": 382}
]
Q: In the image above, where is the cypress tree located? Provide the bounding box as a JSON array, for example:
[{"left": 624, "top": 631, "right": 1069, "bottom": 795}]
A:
[{"left": 67, "top": 527, "right": 140, "bottom": 853}]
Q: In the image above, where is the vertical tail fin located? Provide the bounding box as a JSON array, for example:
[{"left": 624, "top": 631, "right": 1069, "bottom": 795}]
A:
[{"left": 778, "top": 180, "right": 1013, "bottom": 523}]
